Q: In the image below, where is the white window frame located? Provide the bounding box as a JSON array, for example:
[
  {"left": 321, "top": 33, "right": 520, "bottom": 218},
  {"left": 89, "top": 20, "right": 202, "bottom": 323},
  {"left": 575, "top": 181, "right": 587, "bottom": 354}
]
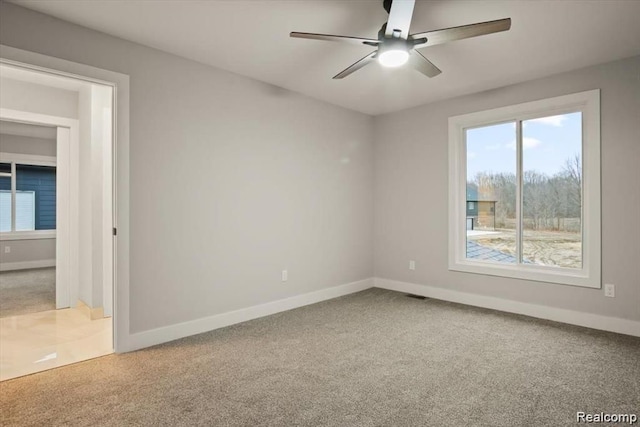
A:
[
  {"left": 448, "top": 89, "right": 601, "bottom": 288},
  {"left": 0, "top": 152, "right": 57, "bottom": 240}
]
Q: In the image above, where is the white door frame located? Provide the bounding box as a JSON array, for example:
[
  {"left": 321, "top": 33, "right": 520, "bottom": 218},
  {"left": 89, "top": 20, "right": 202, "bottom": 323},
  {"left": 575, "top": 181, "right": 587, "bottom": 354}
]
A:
[
  {"left": 1, "top": 44, "right": 130, "bottom": 353},
  {"left": 0, "top": 109, "right": 79, "bottom": 309}
]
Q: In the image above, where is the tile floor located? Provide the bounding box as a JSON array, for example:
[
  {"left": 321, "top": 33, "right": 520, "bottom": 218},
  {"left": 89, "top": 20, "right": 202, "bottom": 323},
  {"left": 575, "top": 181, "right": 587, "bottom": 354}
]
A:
[{"left": 0, "top": 308, "right": 112, "bottom": 381}]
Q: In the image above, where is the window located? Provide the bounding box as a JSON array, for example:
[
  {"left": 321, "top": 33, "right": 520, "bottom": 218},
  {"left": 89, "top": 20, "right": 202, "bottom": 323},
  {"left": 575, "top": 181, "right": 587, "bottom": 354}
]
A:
[
  {"left": 0, "top": 163, "right": 10, "bottom": 232},
  {"left": 2, "top": 163, "right": 40, "bottom": 232},
  {"left": 0, "top": 160, "right": 56, "bottom": 235},
  {"left": 448, "top": 90, "right": 600, "bottom": 288}
]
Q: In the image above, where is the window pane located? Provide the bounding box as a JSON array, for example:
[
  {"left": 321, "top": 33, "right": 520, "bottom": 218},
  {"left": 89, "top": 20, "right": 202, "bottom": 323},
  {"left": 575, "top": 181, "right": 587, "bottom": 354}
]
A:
[
  {"left": 465, "top": 122, "right": 517, "bottom": 263},
  {"left": 16, "top": 165, "right": 56, "bottom": 231},
  {"left": 0, "top": 189, "right": 10, "bottom": 232},
  {"left": 522, "top": 112, "right": 582, "bottom": 268},
  {"left": 15, "top": 190, "right": 35, "bottom": 231}
]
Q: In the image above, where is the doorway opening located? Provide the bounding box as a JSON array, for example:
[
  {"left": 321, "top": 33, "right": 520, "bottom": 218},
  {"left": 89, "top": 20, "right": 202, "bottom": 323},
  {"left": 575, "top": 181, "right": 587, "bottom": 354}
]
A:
[{"left": 0, "top": 62, "right": 115, "bottom": 380}]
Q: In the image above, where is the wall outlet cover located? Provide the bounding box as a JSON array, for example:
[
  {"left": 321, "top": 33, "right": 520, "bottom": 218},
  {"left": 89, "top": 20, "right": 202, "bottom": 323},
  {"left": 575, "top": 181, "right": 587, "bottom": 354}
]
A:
[{"left": 604, "top": 284, "right": 615, "bottom": 298}]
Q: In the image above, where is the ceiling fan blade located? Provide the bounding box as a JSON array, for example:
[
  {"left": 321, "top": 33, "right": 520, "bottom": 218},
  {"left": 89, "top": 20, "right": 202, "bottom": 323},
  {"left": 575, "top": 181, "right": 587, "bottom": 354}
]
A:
[
  {"left": 410, "top": 18, "right": 511, "bottom": 48},
  {"left": 385, "top": 0, "right": 416, "bottom": 39},
  {"left": 290, "top": 32, "right": 379, "bottom": 47},
  {"left": 408, "top": 50, "right": 441, "bottom": 78},
  {"left": 333, "top": 51, "right": 378, "bottom": 79}
]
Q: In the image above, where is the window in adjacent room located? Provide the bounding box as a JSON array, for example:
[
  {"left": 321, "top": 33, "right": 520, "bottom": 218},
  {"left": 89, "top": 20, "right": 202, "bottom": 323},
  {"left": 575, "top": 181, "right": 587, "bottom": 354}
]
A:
[{"left": 0, "top": 161, "right": 56, "bottom": 234}]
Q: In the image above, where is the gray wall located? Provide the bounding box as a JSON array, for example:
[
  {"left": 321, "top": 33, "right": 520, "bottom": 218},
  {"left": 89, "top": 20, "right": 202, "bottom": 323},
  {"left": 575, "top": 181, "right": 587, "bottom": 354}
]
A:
[
  {"left": 0, "top": 133, "right": 56, "bottom": 157},
  {"left": 0, "top": 3, "right": 374, "bottom": 333},
  {"left": 374, "top": 56, "right": 640, "bottom": 322},
  {"left": 0, "top": 239, "right": 55, "bottom": 266},
  {"left": 0, "top": 76, "right": 78, "bottom": 119}
]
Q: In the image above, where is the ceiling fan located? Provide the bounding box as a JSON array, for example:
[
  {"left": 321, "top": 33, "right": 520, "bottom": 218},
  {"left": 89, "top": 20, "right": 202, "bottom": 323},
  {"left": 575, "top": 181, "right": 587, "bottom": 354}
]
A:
[{"left": 290, "top": 0, "right": 511, "bottom": 79}]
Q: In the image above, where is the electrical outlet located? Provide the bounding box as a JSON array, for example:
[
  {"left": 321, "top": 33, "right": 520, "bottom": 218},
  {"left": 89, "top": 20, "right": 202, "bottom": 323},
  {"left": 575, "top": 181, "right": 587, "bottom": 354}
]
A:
[
  {"left": 604, "top": 284, "right": 615, "bottom": 298},
  {"left": 3, "top": 246, "right": 9, "bottom": 254},
  {"left": 281, "top": 270, "right": 288, "bottom": 282},
  {"left": 409, "top": 260, "right": 416, "bottom": 271}
]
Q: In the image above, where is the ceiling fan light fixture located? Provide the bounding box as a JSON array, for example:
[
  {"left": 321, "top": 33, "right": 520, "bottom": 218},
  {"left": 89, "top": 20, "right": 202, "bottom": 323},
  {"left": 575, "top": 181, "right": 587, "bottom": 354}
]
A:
[
  {"left": 291, "top": 0, "right": 511, "bottom": 79},
  {"left": 378, "top": 49, "right": 409, "bottom": 67}
]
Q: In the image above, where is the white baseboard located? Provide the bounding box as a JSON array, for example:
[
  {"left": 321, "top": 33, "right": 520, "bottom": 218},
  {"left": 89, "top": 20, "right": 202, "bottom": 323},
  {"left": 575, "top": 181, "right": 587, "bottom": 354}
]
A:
[
  {"left": 374, "top": 277, "right": 640, "bottom": 337},
  {"left": 0, "top": 259, "right": 55, "bottom": 272},
  {"left": 76, "top": 300, "right": 105, "bottom": 320},
  {"left": 124, "top": 277, "right": 374, "bottom": 352},
  {"left": 122, "top": 275, "right": 638, "bottom": 353}
]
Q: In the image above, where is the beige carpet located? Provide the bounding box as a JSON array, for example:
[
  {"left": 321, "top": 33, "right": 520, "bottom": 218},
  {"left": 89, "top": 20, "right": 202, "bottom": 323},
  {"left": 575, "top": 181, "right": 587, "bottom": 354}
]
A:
[
  {"left": 1, "top": 288, "right": 638, "bottom": 426},
  {"left": 0, "top": 268, "right": 55, "bottom": 318}
]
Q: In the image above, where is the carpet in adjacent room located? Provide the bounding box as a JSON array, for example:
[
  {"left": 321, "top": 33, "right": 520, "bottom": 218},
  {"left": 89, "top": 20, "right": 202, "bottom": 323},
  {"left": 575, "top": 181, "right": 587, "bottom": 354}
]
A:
[{"left": 0, "top": 267, "right": 55, "bottom": 318}]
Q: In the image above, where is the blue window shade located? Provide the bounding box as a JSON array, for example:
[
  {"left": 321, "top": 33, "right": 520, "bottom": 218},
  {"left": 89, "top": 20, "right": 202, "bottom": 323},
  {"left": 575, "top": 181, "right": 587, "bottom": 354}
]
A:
[{"left": 16, "top": 165, "right": 56, "bottom": 230}]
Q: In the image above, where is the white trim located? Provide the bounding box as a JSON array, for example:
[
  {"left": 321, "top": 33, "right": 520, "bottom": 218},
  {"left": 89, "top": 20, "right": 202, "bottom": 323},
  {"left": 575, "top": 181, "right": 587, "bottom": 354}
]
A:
[
  {"left": 448, "top": 89, "right": 601, "bottom": 288},
  {"left": 124, "top": 278, "right": 373, "bottom": 352},
  {"left": 1, "top": 44, "right": 130, "bottom": 353},
  {"left": 56, "top": 126, "right": 72, "bottom": 309},
  {"left": 515, "top": 119, "right": 523, "bottom": 262},
  {"left": 124, "top": 275, "right": 639, "bottom": 352},
  {"left": 0, "top": 230, "right": 55, "bottom": 240},
  {"left": 10, "top": 162, "right": 16, "bottom": 232},
  {"left": 0, "top": 109, "right": 77, "bottom": 129},
  {"left": 102, "top": 101, "right": 113, "bottom": 318},
  {"left": 0, "top": 259, "right": 55, "bottom": 271},
  {"left": 0, "top": 152, "right": 56, "bottom": 166},
  {"left": 374, "top": 277, "right": 640, "bottom": 338}
]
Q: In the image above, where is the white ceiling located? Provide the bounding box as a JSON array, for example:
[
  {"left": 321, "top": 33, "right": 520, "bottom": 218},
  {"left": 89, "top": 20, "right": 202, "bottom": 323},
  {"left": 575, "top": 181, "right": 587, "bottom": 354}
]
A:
[{"left": 9, "top": 0, "right": 640, "bottom": 115}]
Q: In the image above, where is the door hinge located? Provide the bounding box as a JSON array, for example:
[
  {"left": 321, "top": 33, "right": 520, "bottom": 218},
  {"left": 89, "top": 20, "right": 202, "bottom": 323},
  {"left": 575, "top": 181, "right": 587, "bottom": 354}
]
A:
[{"left": 113, "top": 227, "right": 117, "bottom": 236}]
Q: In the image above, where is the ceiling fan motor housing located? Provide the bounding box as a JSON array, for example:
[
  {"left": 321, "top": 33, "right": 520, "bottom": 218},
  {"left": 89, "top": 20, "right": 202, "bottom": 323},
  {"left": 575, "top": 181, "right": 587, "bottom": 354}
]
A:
[{"left": 378, "top": 37, "right": 410, "bottom": 55}]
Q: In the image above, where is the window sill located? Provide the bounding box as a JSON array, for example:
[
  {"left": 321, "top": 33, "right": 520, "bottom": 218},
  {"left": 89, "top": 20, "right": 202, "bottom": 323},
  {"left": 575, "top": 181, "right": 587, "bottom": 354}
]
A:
[
  {"left": 0, "top": 231, "right": 56, "bottom": 241},
  {"left": 449, "top": 260, "right": 600, "bottom": 289}
]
